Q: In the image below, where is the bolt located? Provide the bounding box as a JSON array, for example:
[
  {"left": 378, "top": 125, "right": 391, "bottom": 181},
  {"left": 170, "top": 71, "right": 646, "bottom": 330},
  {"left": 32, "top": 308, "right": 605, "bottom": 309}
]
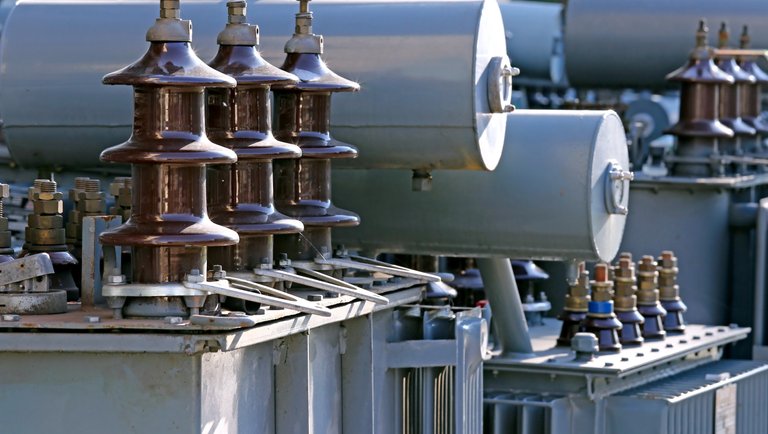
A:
[
  {"left": 604, "top": 362, "right": 614, "bottom": 367},
  {"left": 307, "top": 294, "right": 323, "bottom": 302},
  {"left": 666, "top": 343, "right": 673, "bottom": 348},
  {"left": 227, "top": 311, "right": 247, "bottom": 317},
  {"left": 107, "top": 274, "right": 126, "bottom": 284},
  {"left": 84, "top": 316, "right": 100, "bottom": 323},
  {"left": 741, "top": 25, "right": 750, "bottom": 49},
  {"left": 651, "top": 348, "right": 660, "bottom": 352},
  {"left": 37, "top": 179, "right": 57, "bottom": 193},
  {"left": 718, "top": 22, "right": 729, "bottom": 49},
  {"left": 2, "top": 314, "right": 20, "bottom": 322},
  {"left": 680, "top": 339, "right": 688, "bottom": 344},
  {"left": 160, "top": 0, "right": 180, "bottom": 19},
  {"left": 620, "top": 357, "right": 629, "bottom": 362},
  {"left": 693, "top": 335, "right": 701, "bottom": 340},
  {"left": 571, "top": 332, "right": 598, "bottom": 360},
  {"left": 619, "top": 252, "right": 633, "bottom": 262},
  {"left": 164, "top": 316, "right": 183, "bottom": 325},
  {"left": 729, "top": 323, "right": 739, "bottom": 329},
  {"left": 636, "top": 352, "right": 644, "bottom": 357},
  {"left": 74, "top": 177, "right": 90, "bottom": 191},
  {"left": 85, "top": 179, "right": 101, "bottom": 193}
]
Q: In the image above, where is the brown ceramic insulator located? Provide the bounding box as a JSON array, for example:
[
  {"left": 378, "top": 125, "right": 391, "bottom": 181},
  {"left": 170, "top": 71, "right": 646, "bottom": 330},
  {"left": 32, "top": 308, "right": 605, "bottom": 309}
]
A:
[
  {"left": 273, "top": 30, "right": 361, "bottom": 261},
  {"left": 557, "top": 262, "right": 590, "bottom": 347},
  {"left": 636, "top": 256, "right": 667, "bottom": 340},
  {"left": 715, "top": 23, "right": 757, "bottom": 171},
  {"left": 666, "top": 20, "right": 735, "bottom": 177},
  {"left": 99, "top": 25, "right": 239, "bottom": 287},
  {"left": 584, "top": 263, "right": 622, "bottom": 352},
  {"left": 613, "top": 258, "right": 644, "bottom": 346},
  {"left": 206, "top": 6, "right": 304, "bottom": 272},
  {"left": 737, "top": 26, "right": 768, "bottom": 159},
  {"left": 657, "top": 251, "right": 687, "bottom": 334}
]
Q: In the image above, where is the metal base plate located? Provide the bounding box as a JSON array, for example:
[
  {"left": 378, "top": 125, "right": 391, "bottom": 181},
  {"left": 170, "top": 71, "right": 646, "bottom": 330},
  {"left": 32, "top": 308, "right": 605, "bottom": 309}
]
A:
[{"left": 0, "top": 290, "right": 67, "bottom": 315}]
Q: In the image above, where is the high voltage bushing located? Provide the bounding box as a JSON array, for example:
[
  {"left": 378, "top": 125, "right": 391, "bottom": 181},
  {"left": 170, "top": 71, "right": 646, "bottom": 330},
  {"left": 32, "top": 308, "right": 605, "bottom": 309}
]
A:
[
  {"left": 99, "top": 0, "right": 239, "bottom": 318},
  {"left": 556, "top": 262, "right": 590, "bottom": 347},
  {"left": 737, "top": 26, "right": 768, "bottom": 158},
  {"left": 583, "top": 263, "right": 622, "bottom": 352},
  {"left": 636, "top": 255, "right": 667, "bottom": 340},
  {"left": 665, "top": 20, "right": 734, "bottom": 178},
  {"left": 20, "top": 179, "right": 79, "bottom": 301},
  {"left": 715, "top": 23, "right": 756, "bottom": 174},
  {"left": 657, "top": 251, "right": 687, "bottom": 334},
  {"left": 613, "top": 253, "right": 645, "bottom": 346},
  {"left": 207, "top": 1, "right": 303, "bottom": 280},
  {"left": 272, "top": 0, "right": 360, "bottom": 262},
  {"left": 0, "top": 184, "right": 13, "bottom": 264}
]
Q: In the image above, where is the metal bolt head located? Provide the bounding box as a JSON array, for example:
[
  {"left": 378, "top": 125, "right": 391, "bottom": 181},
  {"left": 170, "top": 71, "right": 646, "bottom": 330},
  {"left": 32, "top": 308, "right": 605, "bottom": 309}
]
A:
[
  {"left": 571, "top": 332, "right": 598, "bottom": 354},
  {"left": 2, "top": 314, "right": 20, "bottom": 322},
  {"left": 185, "top": 272, "right": 205, "bottom": 284},
  {"left": 84, "top": 316, "right": 101, "bottom": 323},
  {"left": 164, "top": 316, "right": 183, "bottom": 325},
  {"left": 0, "top": 184, "right": 9, "bottom": 199},
  {"left": 307, "top": 294, "right": 323, "bottom": 302},
  {"left": 107, "top": 274, "right": 126, "bottom": 285}
]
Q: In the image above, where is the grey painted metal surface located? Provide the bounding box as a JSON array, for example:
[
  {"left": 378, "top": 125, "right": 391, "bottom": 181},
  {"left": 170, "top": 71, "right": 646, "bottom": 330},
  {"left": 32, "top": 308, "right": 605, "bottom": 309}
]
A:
[
  {"left": 0, "top": 0, "right": 509, "bottom": 171},
  {"left": 564, "top": 0, "right": 768, "bottom": 89},
  {"left": 499, "top": 0, "right": 565, "bottom": 86},
  {"left": 619, "top": 182, "right": 732, "bottom": 325},
  {"left": 332, "top": 110, "right": 630, "bottom": 262},
  {"left": 0, "top": 298, "right": 486, "bottom": 434}
]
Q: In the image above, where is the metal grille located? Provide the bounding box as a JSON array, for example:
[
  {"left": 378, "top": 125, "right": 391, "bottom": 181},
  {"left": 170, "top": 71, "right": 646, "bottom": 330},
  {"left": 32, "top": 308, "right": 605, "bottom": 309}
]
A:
[
  {"left": 608, "top": 359, "right": 768, "bottom": 434},
  {"left": 391, "top": 307, "right": 486, "bottom": 434}
]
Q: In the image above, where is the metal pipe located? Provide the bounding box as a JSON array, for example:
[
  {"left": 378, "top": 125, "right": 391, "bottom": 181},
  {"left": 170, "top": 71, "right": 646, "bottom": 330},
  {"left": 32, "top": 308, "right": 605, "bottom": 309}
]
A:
[
  {"left": 476, "top": 258, "right": 533, "bottom": 355},
  {"left": 753, "top": 197, "right": 768, "bottom": 347}
]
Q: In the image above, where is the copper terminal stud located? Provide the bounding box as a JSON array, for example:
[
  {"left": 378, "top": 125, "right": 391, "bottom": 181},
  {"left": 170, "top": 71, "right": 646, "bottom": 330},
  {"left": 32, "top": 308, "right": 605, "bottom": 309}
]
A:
[
  {"left": 636, "top": 255, "right": 667, "bottom": 340},
  {"left": 715, "top": 23, "right": 756, "bottom": 174},
  {"left": 207, "top": 1, "right": 303, "bottom": 279},
  {"left": 273, "top": 0, "right": 361, "bottom": 262},
  {"left": 20, "top": 179, "right": 79, "bottom": 301},
  {"left": 657, "top": 251, "right": 687, "bottom": 334},
  {"left": 737, "top": 25, "right": 768, "bottom": 158},
  {"left": 613, "top": 255, "right": 645, "bottom": 346},
  {"left": 0, "top": 183, "right": 14, "bottom": 264},
  {"left": 557, "top": 262, "right": 590, "bottom": 347},
  {"left": 99, "top": 0, "right": 239, "bottom": 317},
  {"left": 66, "top": 178, "right": 106, "bottom": 258},
  {"left": 583, "top": 263, "right": 622, "bottom": 352},
  {"left": 666, "top": 20, "right": 734, "bottom": 177}
]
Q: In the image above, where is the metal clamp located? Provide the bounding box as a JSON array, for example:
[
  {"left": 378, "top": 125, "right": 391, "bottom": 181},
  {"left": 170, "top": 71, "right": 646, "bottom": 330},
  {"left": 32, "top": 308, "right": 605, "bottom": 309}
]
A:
[
  {"left": 604, "top": 161, "right": 633, "bottom": 215},
  {"left": 487, "top": 56, "right": 518, "bottom": 114}
]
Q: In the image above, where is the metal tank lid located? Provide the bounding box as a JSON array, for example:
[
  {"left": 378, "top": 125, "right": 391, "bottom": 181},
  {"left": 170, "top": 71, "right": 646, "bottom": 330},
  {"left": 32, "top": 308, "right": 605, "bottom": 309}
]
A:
[{"left": 665, "top": 20, "right": 734, "bottom": 84}]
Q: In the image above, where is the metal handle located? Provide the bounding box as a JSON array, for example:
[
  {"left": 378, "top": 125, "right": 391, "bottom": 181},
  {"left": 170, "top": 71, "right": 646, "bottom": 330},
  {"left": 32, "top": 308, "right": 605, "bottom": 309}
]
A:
[
  {"left": 604, "top": 161, "right": 633, "bottom": 215},
  {"left": 487, "top": 56, "right": 518, "bottom": 113}
]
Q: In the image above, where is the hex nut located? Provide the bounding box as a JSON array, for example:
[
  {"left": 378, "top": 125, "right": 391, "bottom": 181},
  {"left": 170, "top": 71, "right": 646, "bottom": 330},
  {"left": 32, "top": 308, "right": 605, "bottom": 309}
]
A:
[
  {"left": 32, "top": 200, "right": 63, "bottom": 215},
  {"left": 107, "top": 275, "right": 127, "bottom": 284},
  {"left": 185, "top": 273, "right": 205, "bottom": 284}
]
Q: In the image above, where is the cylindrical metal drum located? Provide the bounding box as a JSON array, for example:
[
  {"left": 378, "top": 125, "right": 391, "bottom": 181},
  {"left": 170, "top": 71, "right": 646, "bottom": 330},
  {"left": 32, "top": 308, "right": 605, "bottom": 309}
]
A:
[
  {"left": 0, "top": 0, "right": 509, "bottom": 170},
  {"left": 331, "top": 110, "right": 630, "bottom": 262},
  {"left": 564, "top": 0, "right": 768, "bottom": 89},
  {"left": 499, "top": 0, "right": 565, "bottom": 86}
]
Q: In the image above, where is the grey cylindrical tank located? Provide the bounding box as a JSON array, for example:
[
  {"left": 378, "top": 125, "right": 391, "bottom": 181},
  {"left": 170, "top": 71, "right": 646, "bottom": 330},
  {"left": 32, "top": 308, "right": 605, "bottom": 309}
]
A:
[
  {"left": 500, "top": 0, "right": 565, "bottom": 86},
  {"left": 0, "top": 0, "right": 509, "bottom": 171},
  {"left": 332, "top": 110, "right": 631, "bottom": 262},
  {"left": 565, "top": 0, "right": 768, "bottom": 89}
]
